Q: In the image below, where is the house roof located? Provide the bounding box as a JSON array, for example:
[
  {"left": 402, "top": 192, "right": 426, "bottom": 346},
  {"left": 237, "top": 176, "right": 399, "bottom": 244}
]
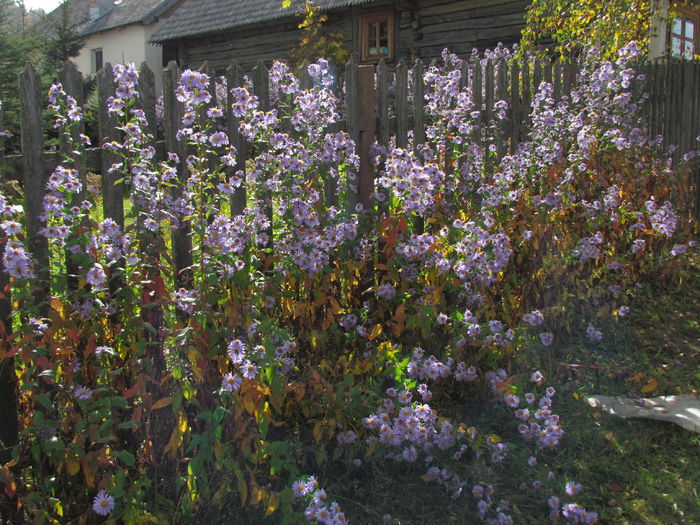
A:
[
  {"left": 46, "top": 0, "right": 179, "bottom": 37},
  {"left": 150, "top": 0, "right": 375, "bottom": 43}
]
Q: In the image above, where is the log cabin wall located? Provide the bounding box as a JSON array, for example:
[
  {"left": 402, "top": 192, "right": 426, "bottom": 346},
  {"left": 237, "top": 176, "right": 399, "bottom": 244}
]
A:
[{"left": 162, "top": 0, "right": 528, "bottom": 72}]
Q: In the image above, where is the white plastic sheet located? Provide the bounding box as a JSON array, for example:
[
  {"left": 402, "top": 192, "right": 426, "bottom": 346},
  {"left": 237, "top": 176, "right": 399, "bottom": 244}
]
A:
[{"left": 587, "top": 395, "right": 700, "bottom": 433}]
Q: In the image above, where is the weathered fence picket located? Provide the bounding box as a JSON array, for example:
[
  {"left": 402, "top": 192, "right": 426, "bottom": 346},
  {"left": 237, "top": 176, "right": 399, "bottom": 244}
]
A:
[
  {"left": 98, "top": 64, "right": 124, "bottom": 229},
  {"left": 19, "top": 63, "right": 50, "bottom": 313},
  {"left": 226, "top": 59, "right": 247, "bottom": 216},
  {"left": 0, "top": 53, "right": 698, "bottom": 311},
  {"left": 163, "top": 60, "right": 193, "bottom": 289}
]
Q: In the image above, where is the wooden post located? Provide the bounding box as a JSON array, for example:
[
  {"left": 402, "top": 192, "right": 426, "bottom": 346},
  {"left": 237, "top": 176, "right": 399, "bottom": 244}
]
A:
[
  {"left": 59, "top": 62, "right": 86, "bottom": 291},
  {"left": 395, "top": 59, "right": 408, "bottom": 149},
  {"left": 357, "top": 65, "right": 376, "bottom": 212},
  {"left": 0, "top": 89, "right": 16, "bottom": 468},
  {"left": 0, "top": 88, "right": 5, "bottom": 177},
  {"left": 19, "top": 63, "right": 50, "bottom": 312},
  {"left": 413, "top": 59, "right": 426, "bottom": 234},
  {"left": 98, "top": 64, "right": 125, "bottom": 228},
  {"left": 472, "top": 54, "right": 483, "bottom": 139},
  {"left": 376, "top": 60, "right": 389, "bottom": 215},
  {"left": 163, "top": 61, "right": 193, "bottom": 289},
  {"left": 552, "top": 58, "right": 561, "bottom": 101},
  {"left": 345, "top": 56, "right": 359, "bottom": 210},
  {"left": 496, "top": 59, "right": 507, "bottom": 157},
  {"left": 522, "top": 59, "right": 531, "bottom": 129},
  {"left": 253, "top": 60, "right": 273, "bottom": 252},
  {"left": 510, "top": 61, "right": 521, "bottom": 153},
  {"left": 226, "top": 59, "right": 247, "bottom": 216},
  {"left": 137, "top": 62, "right": 158, "bottom": 143},
  {"left": 297, "top": 60, "right": 313, "bottom": 91}
]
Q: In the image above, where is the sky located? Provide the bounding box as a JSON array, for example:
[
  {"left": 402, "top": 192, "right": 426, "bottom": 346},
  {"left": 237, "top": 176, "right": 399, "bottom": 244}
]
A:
[{"left": 23, "top": 0, "right": 64, "bottom": 12}]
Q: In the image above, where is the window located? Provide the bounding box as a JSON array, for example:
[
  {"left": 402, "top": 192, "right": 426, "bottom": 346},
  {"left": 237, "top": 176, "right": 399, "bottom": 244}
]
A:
[
  {"left": 359, "top": 12, "right": 394, "bottom": 62},
  {"left": 92, "top": 48, "right": 103, "bottom": 73},
  {"left": 670, "top": 6, "right": 699, "bottom": 59}
]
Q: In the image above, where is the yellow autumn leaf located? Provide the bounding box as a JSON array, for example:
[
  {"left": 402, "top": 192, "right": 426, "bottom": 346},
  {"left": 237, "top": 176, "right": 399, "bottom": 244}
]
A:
[
  {"left": 264, "top": 492, "right": 280, "bottom": 516},
  {"left": 151, "top": 396, "right": 173, "bottom": 410}
]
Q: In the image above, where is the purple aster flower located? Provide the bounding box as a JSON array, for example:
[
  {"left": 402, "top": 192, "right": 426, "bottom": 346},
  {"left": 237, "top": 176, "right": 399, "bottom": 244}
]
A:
[
  {"left": 74, "top": 385, "right": 93, "bottom": 400},
  {"left": 531, "top": 370, "right": 544, "bottom": 384},
  {"left": 539, "top": 332, "right": 553, "bottom": 346},
  {"left": 565, "top": 481, "right": 584, "bottom": 496},
  {"left": 586, "top": 323, "right": 603, "bottom": 342},
  {"left": 86, "top": 265, "right": 107, "bottom": 288},
  {"left": 209, "top": 132, "right": 229, "bottom": 147},
  {"left": 241, "top": 360, "right": 257, "bottom": 380},
  {"left": 292, "top": 480, "right": 308, "bottom": 498},
  {"left": 221, "top": 372, "right": 242, "bottom": 392},
  {"left": 92, "top": 490, "right": 115, "bottom": 516}
]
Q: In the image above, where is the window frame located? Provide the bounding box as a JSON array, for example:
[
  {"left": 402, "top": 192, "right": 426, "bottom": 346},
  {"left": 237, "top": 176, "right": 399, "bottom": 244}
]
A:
[
  {"left": 358, "top": 11, "right": 395, "bottom": 63},
  {"left": 91, "top": 48, "right": 104, "bottom": 73},
  {"left": 669, "top": 4, "right": 700, "bottom": 59}
]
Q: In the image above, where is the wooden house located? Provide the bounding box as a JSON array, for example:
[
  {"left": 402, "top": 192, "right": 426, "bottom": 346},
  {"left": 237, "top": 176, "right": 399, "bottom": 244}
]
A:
[{"left": 149, "top": 0, "right": 530, "bottom": 70}]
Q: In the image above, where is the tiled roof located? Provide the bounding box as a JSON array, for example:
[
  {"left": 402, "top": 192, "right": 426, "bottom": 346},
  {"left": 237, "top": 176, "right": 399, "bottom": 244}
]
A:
[
  {"left": 46, "top": 0, "right": 178, "bottom": 37},
  {"left": 150, "top": 0, "right": 375, "bottom": 42}
]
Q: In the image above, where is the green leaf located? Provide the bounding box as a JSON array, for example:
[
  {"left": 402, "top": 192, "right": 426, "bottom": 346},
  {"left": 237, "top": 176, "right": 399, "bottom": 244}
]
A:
[{"left": 118, "top": 450, "right": 136, "bottom": 468}]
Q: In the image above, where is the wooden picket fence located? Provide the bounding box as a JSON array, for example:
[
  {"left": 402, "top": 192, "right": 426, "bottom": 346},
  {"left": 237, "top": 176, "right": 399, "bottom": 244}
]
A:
[{"left": 0, "top": 54, "right": 699, "bottom": 318}]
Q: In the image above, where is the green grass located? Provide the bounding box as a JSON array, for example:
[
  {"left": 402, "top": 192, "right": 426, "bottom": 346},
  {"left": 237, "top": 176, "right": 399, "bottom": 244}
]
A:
[{"left": 294, "top": 257, "right": 700, "bottom": 525}]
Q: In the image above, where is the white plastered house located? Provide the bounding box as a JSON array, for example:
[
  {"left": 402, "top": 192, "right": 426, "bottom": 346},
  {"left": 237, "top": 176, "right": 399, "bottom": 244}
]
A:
[{"left": 48, "top": 0, "right": 182, "bottom": 93}]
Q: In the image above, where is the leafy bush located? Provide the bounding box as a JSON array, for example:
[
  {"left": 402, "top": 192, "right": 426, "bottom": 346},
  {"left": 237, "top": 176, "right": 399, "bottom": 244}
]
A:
[{"left": 0, "top": 43, "right": 695, "bottom": 523}]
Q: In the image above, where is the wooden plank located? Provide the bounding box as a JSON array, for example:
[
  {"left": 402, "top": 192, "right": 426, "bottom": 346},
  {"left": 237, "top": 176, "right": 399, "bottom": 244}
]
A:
[
  {"left": 97, "top": 64, "right": 124, "bottom": 228},
  {"left": 521, "top": 59, "right": 531, "bottom": 130},
  {"left": 253, "top": 59, "right": 273, "bottom": 250},
  {"left": 199, "top": 61, "right": 218, "bottom": 174},
  {"left": 682, "top": 61, "right": 693, "bottom": 157},
  {"left": 496, "top": 58, "right": 507, "bottom": 157},
  {"left": 19, "top": 63, "right": 50, "bottom": 312},
  {"left": 345, "top": 56, "right": 360, "bottom": 210},
  {"left": 552, "top": 58, "right": 561, "bottom": 101},
  {"left": 533, "top": 60, "right": 542, "bottom": 97},
  {"left": 509, "top": 60, "right": 521, "bottom": 153},
  {"left": 376, "top": 59, "right": 389, "bottom": 215},
  {"left": 413, "top": 59, "right": 426, "bottom": 234},
  {"left": 0, "top": 88, "right": 5, "bottom": 179},
  {"left": 58, "top": 61, "right": 86, "bottom": 291},
  {"left": 563, "top": 61, "right": 576, "bottom": 98},
  {"left": 472, "top": 53, "right": 483, "bottom": 133},
  {"left": 226, "top": 59, "right": 247, "bottom": 216},
  {"left": 413, "top": 59, "right": 426, "bottom": 148},
  {"left": 395, "top": 59, "right": 409, "bottom": 150},
  {"left": 357, "top": 65, "right": 376, "bottom": 211},
  {"left": 543, "top": 59, "right": 552, "bottom": 89},
  {"left": 162, "top": 61, "right": 193, "bottom": 289},
  {"left": 297, "top": 60, "right": 313, "bottom": 90},
  {"left": 377, "top": 60, "right": 390, "bottom": 147},
  {"left": 137, "top": 62, "right": 158, "bottom": 143},
  {"left": 0, "top": 88, "right": 9, "bottom": 326},
  {"left": 485, "top": 59, "right": 495, "bottom": 125}
]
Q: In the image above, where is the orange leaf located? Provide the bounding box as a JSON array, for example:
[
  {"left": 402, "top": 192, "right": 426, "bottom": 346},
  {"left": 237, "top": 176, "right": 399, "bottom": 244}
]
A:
[{"left": 641, "top": 378, "right": 657, "bottom": 393}]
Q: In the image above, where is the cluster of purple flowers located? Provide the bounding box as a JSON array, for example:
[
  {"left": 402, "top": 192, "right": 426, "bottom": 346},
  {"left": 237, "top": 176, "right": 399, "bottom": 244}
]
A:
[
  {"left": 47, "top": 82, "right": 82, "bottom": 127},
  {"left": 292, "top": 478, "right": 347, "bottom": 524},
  {"left": 471, "top": 483, "right": 514, "bottom": 524}
]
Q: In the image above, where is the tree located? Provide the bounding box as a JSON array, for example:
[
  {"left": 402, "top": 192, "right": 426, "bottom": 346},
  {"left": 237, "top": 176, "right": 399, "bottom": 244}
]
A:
[
  {"left": 0, "top": 0, "right": 38, "bottom": 148},
  {"left": 41, "top": 0, "right": 86, "bottom": 76},
  {"left": 287, "top": 1, "right": 351, "bottom": 66},
  {"left": 520, "top": 0, "right": 655, "bottom": 59}
]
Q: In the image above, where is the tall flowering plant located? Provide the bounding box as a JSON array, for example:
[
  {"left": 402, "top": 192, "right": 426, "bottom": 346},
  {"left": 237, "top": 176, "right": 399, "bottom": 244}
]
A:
[{"left": 0, "top": 44, "right": 695, "bottom": 524}]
